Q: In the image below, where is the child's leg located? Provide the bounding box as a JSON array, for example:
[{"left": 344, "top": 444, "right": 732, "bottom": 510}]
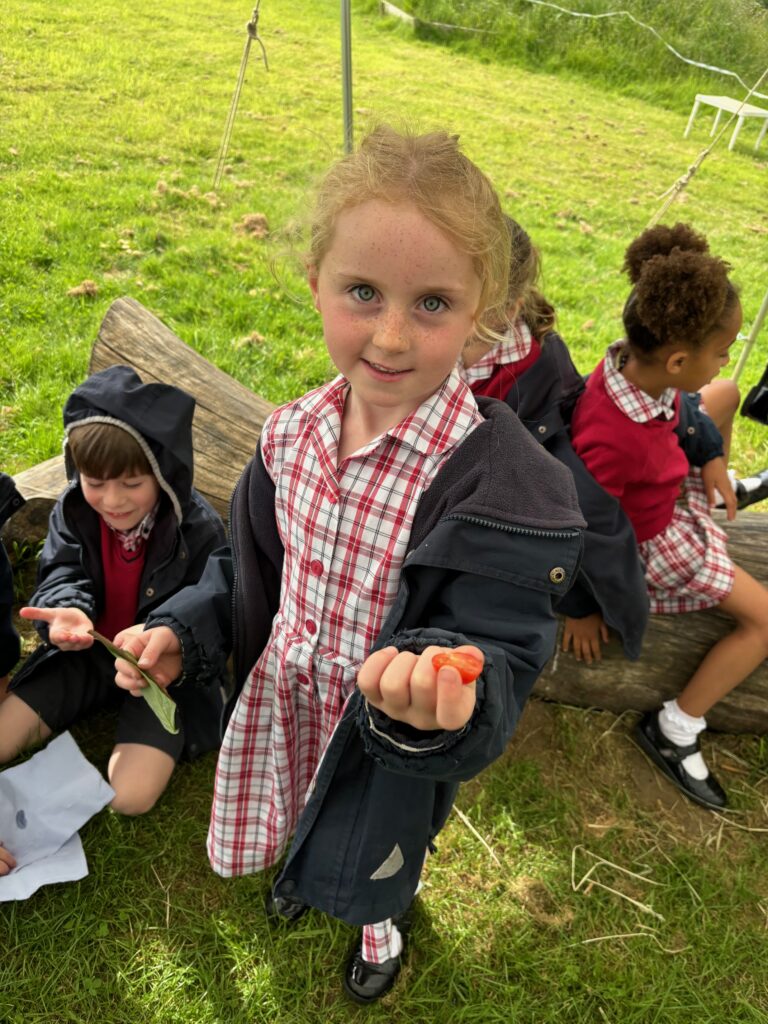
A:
[
  {"left": 110, "top": 687, "right": 184, "bottom": 815},
  {"left": 108, "top": 743, "right": 177, "bottom": 816},
  {"left": 699, "top": 378, "right": 740, "bottom": 462},
  {"left": 676, "top": 565, "right": 768, "bottom": 717},
  {"left": 637, "top": 566, "right": 768, "bottom": 809},
  {"left": 0, "top": 694, "right": 52, "bottom": 762}
]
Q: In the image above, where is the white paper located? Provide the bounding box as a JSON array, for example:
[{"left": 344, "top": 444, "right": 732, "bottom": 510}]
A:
[{"left": 0, "top": 732, "right": 114, "bottom": 901}]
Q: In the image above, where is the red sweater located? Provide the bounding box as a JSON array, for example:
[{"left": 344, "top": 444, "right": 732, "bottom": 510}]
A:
[
  {"left": 94, "top": 519, "right": 146, "bottom": 640},
  {"left": 570, "top": 359, "right": 689, "bottom": 542}
]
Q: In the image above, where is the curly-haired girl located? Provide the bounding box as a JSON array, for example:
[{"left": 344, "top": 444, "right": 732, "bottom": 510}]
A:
[{"left": 570, "top": 222, "right": 768, "bottom": 810}]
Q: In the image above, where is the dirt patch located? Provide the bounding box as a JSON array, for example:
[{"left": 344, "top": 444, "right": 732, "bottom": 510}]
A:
[{"left": 502, "top": 697, "right": 767, "bottom": 847}]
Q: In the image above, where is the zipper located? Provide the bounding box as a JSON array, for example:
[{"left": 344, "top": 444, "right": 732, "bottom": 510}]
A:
[
  {"left": 228, "top": 480, "right": 241, "bottom": 682},
  {"left": 442, "top": 513, "right": 580, "bottom": 541}
]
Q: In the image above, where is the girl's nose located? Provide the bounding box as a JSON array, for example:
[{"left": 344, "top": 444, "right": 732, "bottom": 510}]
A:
[{"left": 373, "top": 309, "right": 410, "bottom": 353}]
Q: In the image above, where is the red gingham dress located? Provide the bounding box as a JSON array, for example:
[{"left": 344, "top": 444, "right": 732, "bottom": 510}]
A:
[
  {"left": 603, "top": 342, "right": 735, "bottom": 614},
  {"left": 207, "top": 371, "right": 482, "bottom": 879}
]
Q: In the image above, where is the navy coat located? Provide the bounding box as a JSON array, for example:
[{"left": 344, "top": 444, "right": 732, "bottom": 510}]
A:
[
  {"left": 149, "top": 397, "right": 585, "bottom": 924},
  {"left": 0, "top": 474, "right": 25, "bottom": 676}
]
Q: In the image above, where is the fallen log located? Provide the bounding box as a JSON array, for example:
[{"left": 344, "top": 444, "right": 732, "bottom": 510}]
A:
[
  {"left": 540, "top": 516, "right": 768, "bottom": 733},
  {"left": 5, "top": 298, "right": 768, "bottom": 731}
]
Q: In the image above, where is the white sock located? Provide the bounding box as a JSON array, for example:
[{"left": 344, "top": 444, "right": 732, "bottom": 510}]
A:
[
  {"left": 739, "top": 472, "right": 768, "bottom": 492},
  {"left": 658, "top": 700, "right": 710, "bottom": 781}
]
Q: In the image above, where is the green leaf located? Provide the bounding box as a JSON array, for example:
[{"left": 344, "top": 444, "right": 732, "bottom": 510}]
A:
[{"left": 89, "top": 630, "right": 179, "bottom": 735}]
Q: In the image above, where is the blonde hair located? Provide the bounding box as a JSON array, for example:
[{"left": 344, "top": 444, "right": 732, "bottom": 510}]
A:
[
  {"left": 505, "top": 216, "right": 556, "bottom": 338},
  {"left": 307, "top": 125, "right": 511, "bottom": 343}
]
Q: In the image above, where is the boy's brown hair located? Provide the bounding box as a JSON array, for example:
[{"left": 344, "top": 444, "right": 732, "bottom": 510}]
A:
[{"left": 67, "top": 422, "right": 153, "bottom": 480}]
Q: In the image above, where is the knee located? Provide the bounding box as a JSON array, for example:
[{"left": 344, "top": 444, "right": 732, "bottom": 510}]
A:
[
  {"left": 109, "top": 785, "right": 161, "bottom": 817},
  {"left": 711, "top": 378, "right": 741, "bottom": 418}
]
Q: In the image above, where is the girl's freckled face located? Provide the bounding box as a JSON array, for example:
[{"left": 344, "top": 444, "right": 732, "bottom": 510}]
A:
[{"left": 309, "top": 200, "right": 483, "bottom": 428}]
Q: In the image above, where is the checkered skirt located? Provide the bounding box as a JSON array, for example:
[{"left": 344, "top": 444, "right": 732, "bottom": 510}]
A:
[{"left": 639, "top": 468, "right": 735, "bottom": 614}]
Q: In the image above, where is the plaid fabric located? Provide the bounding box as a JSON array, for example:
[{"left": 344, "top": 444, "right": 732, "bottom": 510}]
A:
[
  {"left": 640, "top": 469, "right": 734, "bottom": 613},
  {"left": 459, "top": 320, "right": 534, "bottom": 385},
  {"left": 107, "top": 501, "right": 160, "bottom": 553},
  {"left": 362, "top": 918, "right": 403, "bottom": 963},
  {"left": 208, "top": 370, "right": 481, "bottom": 880},
  {"left": 603, "top": 341, "right": 677, "bottom": 423},
  {"left": 601, "top": 344, "right": 734, "bottom": 611}
]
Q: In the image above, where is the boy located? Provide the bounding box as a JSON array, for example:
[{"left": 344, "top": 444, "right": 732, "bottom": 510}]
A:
[{"left": 0, "top": 365, "right": 226, "bottom": 814}]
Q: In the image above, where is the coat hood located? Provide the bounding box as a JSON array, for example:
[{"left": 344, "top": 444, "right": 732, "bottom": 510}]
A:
[{"left": 62, "top": 365, "right": 196, "bottom": 523}]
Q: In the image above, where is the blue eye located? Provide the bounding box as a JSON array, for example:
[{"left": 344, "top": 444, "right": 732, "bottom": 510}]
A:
[
  {"left": 423, "top": 296, "right": 445, "bottom": 313},
  {"left": 352, "top": 284, "right": 376, "bottom": 302}
]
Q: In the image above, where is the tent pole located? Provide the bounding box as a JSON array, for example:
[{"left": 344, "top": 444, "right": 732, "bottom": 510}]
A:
[
  {"left": 734, "top": 287, "right": 768, "bottom": 385},
  {"left": 341, "top": 0, "right": 353, "bottom": 154}
]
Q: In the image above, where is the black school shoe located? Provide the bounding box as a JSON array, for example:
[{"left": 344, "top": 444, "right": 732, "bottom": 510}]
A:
[
  {"left": 264, "top": 889, "right": 308, "bottom": 924},
  {"left": 736, "top": 470, "right": 768, "bottom": 511},
  {"left": 342, "top": 906, "right": 414, "bottom": 1004},
  {"left": 633, "top": 711, "right": 728, "bottom": 810}
]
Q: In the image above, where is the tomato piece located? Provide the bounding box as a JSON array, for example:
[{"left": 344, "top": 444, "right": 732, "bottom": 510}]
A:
[{"left": 431, "top": 650, "right": 483, "bottom": 684}]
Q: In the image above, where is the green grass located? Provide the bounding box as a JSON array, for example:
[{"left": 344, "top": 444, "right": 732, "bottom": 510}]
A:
[
  {"left": 391, "top": 0, "right": 768, "bottom": 112},
  {"left": 2, "top": 1, "right": 768, "bottom": 1020}
]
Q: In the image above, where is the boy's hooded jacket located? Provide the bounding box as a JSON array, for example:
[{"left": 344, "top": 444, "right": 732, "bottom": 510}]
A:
[
  {"left": 147, "top": 396, "right": 585, "bottom": 924},
  {"left": 10, "top": 366, "right": 226, "bottom": 758}
]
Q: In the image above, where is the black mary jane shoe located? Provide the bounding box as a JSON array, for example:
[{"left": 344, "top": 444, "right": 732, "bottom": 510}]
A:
[
  {"left": 342, "top": 906, "right": 413, "bottom": 1004},
  {"left": 264, "top": 889, "right": 308, "bottom": 924},
  {"left": 343, "top": 942, "right": 403, "bottom": 1004},
  {"left": 736, "top": 470, "right": 768, "bottom": 511},
  {"left": 633, "top": 711, "right": 728, "bottom": 810}
]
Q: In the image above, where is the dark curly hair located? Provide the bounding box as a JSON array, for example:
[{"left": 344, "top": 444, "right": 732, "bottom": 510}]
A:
[{"left": 622, "top": 223, "right": 739, "bottom": 355}]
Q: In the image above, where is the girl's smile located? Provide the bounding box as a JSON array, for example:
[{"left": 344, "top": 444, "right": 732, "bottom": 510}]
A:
[{"left": 309, "top": 199, "right": 482, "bottom": 441}]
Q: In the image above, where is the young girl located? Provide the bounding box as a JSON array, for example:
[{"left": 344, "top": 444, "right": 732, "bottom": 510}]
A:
[
  {"left": 114, "top": 126, "right": 585, "bottom": 1003},
  {"left": 459, "top": 218, "right": 650, "bottom": 663},
  {"left": 570, "top": 222, "right": 768, "bottom": 810}
]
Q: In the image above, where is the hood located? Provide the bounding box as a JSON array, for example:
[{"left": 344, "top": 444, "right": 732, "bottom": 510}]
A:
[{"left": 62, "top": 365, "right": 196, "bottom": 523}]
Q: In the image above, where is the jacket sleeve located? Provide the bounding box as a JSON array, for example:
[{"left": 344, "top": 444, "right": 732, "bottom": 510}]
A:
[
  {"left": 146, "top": 545, "right": 234, "bottom": 688},
  {"left": 675, "top": 392, "right": 724, "bottom": 466},
  {"left": 146, "top": 448, "right": 282, "bottom": 692},
  {"left": 357, "top": 523, "right": 582, "bottom": 783},
  {"left": 29, "top": 497, "right": 98, "bottom": 641}
]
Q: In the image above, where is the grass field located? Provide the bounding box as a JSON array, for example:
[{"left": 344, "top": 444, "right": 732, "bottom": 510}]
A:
[{"left": 2, "top": 1, "right": 768, "bottom": 1021}]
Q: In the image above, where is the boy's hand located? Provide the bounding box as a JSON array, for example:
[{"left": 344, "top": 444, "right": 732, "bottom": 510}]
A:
[
  {"left": 702, "top": 456, "right": 736, "bottom": 521},
  {"left": 113, "top": 625, "right": 182, "bottom": 694},
  {"left": 20, "top": 606, "right": 95, "bottom": 651},
  {"left": 0, "top": 844, "right": 16, "bottom": 876},
  {"left": 562, "top": 613, "right": 609, "bottom": 664},
  {"left": 358, "top": 644, "right": 482, "bottom": 732}
]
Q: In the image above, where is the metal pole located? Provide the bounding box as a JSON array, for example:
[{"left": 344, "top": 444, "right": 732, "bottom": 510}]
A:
[
  {"left": 340, "top": 0, "right": 353, "bottom": 153},
  {"left": 733, "top": 286, "right": 768, "bottom": 384}
]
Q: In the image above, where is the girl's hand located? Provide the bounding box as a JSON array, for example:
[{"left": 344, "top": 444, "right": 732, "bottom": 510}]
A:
[
  {"left": 20, "top": 606, "right": 95, "bottom": 651},
  {"left": 357, "top": 644, "right": 483, "bottom": 732},
  {"left": 0, "top": 844, "right": 16, "bottom": 876},
  {"left": 113, "top": 626, "right": 182, "bottom": 694},
  {"left": 702, "top": 456, "right": 737, "bottom": 521},
  {"left": 562, "top": 613, "right": 609, "bottom": 664}
]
